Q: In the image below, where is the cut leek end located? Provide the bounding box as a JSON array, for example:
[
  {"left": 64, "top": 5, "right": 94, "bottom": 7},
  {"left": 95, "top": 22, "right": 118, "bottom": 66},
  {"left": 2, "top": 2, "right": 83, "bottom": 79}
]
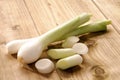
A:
[
  {"left": 62, "top": 36, "right": 80, "bottom": 48},
  {"left": 103, "top": 20, "right": 111, "bottom": 25},
  {"left": 56, "top": 59, "right": 68, "bottom": 70},
  {"left": 56, "top": 54, "right": 83, "bottom": 70},
  {"left": 72, "top": 43, "right": 89, "bottom": 54}
]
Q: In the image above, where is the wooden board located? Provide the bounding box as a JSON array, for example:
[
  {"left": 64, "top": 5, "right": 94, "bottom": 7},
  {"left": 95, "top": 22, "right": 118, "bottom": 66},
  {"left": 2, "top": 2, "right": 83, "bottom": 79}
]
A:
[
  {"left": 0, "top": 0, "right": 120, "bottom": 80},
  {"left": 0, "top": 0, "right": 60, "bottom": 80},
  {"left": 92, "top": 0, "right": 120, "bottom": 34}
]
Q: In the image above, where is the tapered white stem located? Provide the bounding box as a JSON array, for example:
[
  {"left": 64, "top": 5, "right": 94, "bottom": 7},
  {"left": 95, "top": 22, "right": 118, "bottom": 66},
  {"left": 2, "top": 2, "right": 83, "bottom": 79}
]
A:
[{"left": 6, "top": 38, "right": 35, "bottom": 54}]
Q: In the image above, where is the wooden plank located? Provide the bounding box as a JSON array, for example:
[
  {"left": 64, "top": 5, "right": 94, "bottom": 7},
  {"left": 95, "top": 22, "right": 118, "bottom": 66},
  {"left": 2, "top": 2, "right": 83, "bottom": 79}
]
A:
[
  {"left": 23, "top": 0, "right": 58, "bottom": 34},
  {"left": 1, "top": 0, "right": 119, "bottom": 80},
  {"left": 24, "top": 0, "right": 120, "bottom": 80},
  {"left": 0, "top": 45, "right": 60, "bottom": 80},
  {"left": 0, "top": 0, "right": 38, "bottom": 42},
  {"left": 92, "top": 0, "right": 120, "bottom": 34},
  {"left": 23, "top": 0, "right": 105, "bottom": 33},
  {"left": 0, "top": 0, "right": 60, "bottom": 80}
]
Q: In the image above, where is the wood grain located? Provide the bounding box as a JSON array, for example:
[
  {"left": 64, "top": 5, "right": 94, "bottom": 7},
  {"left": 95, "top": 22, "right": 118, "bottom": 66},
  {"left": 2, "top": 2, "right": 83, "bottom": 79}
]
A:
[
  {"left": 0, "top": 0, "right": 120, "bottom": 80},
  {"left": 92, "top": 0, "right": 120, "bottom": 34},
  {"left": 0, "top": 0, "right": 60, "bottom": 80},
  {"left": 24, "top": 0, "right": 120, "bottom": 80},
  {"left": 0, "top": 0, "right": 39, "bottom": 42}
]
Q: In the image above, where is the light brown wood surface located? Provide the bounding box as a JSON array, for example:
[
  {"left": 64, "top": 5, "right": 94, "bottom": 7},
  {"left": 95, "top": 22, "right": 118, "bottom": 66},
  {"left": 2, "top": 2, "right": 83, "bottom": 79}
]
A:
[{"left": 0, "top": 0, "right": 120, "bottom": 80}]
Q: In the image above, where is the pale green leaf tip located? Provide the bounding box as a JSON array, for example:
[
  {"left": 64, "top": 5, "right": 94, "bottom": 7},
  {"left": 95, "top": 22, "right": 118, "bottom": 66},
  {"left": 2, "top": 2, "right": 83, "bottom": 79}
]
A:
[
  {"left": 106, "top": 20, "right": 112, "bottom": 25},
  {"left": 101, "top": 19, "right": 111, "bottom": 26},
  {"left": 88, "top": 13, "right": 92, "bottom": 17},
  {"left": 80, "top": 13, "right": 92, "bottom": 17}
]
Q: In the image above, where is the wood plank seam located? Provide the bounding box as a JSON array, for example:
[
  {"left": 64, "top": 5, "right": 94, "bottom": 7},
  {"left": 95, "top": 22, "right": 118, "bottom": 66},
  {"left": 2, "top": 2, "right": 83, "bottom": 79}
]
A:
[
  {"left": 22, "top": 0, "right": 62, "bottom": 80},
  {"left": 12, "top": 0, "right": 119, "bottom": 80},
  {"left": 23, "top": 0, "right": 40, "bottom": 35},
  {"left": 23, "top": 0, "right": 59, "bottom": 33},
  {"left": 92, "top": 0, "right": 120, "bottom": 35},
  {"left": 47, "top": 0, "right": 59, "bottom": 26}
]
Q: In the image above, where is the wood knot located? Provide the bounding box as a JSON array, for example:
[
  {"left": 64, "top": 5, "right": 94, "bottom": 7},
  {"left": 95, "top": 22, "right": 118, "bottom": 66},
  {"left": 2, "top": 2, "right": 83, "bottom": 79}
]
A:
[
  {"left": 91, "top": 65, "right": 106, "bottom": 75},
  {"left": 90, "top": 65, "right": 110, "bottom": 80},
  {"left": 56, "top": 23, "right": 59, "bottom": 26},
  {"left": 0, "top": 34, "right": 6, "bottom": 44},
  {"left": 85, "top": 39, "right": 96, "bottom": 47},
  {"left": 47, "top": 2, "right": 51, "bottom": 6},
  {"left": 94, "top": 66, "right": 105, "bottom": 74},
  {"left": 12, "top": 25, "right": 20, "bottom": 30}
]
